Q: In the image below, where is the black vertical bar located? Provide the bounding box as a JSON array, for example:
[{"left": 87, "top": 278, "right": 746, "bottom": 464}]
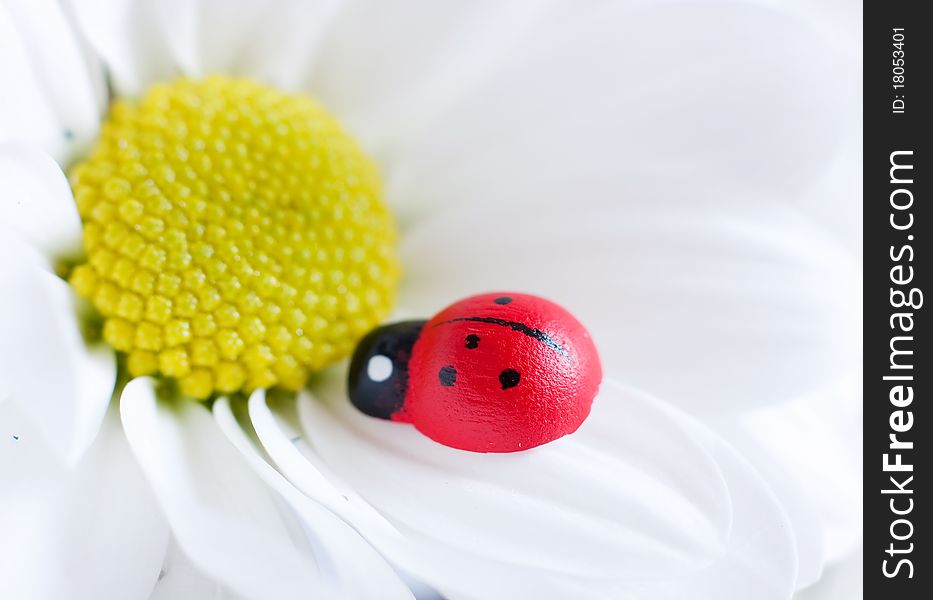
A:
[{"left": 864, "top": 1, "right": 928, "bottom": 597}]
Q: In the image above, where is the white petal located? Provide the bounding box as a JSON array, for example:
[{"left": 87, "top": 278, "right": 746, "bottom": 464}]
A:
[
  {"left": 144, "top": 0, "right": 338, "bottom": 86},
  {"left": 794, "top": 132, "right": 862, "bottom": 257},
  {"left": 309, "top": 0, "right": 559, "bottom": 154},
  {"left": 385, "top": 1, "right": 854, "bottom": 224},
  {"left": 299, "top": 378, "right": 730, "bottom": 578},
  {"left": 710, "top": 419, "right": 827, "bottom": 589},
  {"left": 0, "top": 0, "right": 104, "bottom": 164},
  {"left": 399, "top": 192, "right": 859, "bottom": 413},
  {"left": 775, "top": 0, "right": 862, "bottom": 258},
  {"left": 70, "top": 0, "right": 342, "bottom": 98},
  {"left": 257, "top": 371, "right": 797, "bottom": 598},
  {"left": 146, "top": 0, "right": 273, "bottom": 79},
  {"left": 144, "top": 0, "right": 356, "bottom": 93},
  {"left": 713, "top": 374, "right": 863, "bottom": 569},
  {"left": 235, "top": 0, "right": 345, "bottom": 92},
  {"left": 119, "top": 378, "right": 334, "bottom": 600},
  {"left": 776, "top": 0, "right": 862, "bottom": 57},
  {"left": 247, "top": 392, "right": 408, "bottom": 546},
  {"left": 0, "top": 401, "right": 169, "bottom": 600},
  {"left": 151, "top": 540, "right": 246, "bottom": 600},
  {"left": 213, "top": 394, "right": 414, "bottom": 600},
  {"left": 0, "top": 145, "right": 83, "bottom": 259},
  {"left": 0, "top": 232, "right": 116, "bottom": 464},
  {"left": 795, "top": 547, "right": 862, "bottom": 600},
  {"left": 69, "top": 0, "right": 177, "bottom": 97},
  {"left": 626, "top": 431, "right": 799, "bottom": 599}
]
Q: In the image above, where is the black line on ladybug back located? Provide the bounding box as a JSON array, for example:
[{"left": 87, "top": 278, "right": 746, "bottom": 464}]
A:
[{"left": 434, "top": 317, "right": 571, "bottom": 362}]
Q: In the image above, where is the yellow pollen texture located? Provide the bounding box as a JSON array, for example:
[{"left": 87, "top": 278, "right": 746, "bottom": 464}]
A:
[{"left": 69, "top": 76, "right": 399, "bottom": 399}]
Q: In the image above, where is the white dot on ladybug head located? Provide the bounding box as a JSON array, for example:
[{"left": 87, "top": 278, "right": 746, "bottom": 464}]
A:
[{"left": 367, "top": 354, "right": 393, "bottom": 382}]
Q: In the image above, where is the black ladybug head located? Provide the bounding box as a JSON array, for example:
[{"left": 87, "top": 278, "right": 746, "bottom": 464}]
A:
[{"left": 347, "top": 320, "right": 426, "bottom": 420}]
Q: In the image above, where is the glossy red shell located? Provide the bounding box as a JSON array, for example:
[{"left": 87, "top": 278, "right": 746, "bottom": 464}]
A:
[{"left": 396, "top": 293, "right": 602, "bottom": 452}]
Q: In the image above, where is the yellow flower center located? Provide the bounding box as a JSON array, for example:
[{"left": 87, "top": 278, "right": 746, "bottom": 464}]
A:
[{"left": 68, "top": 76, "right": 399, "bottom": 399}]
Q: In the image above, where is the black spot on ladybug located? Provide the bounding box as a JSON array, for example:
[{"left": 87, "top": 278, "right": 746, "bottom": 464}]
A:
[
  {"left": 465, "top": 334, "right": 480, "bottom": 349},
  {"left": 494, "top": 296, "right": 512, "bottom": 305},
  {"left": 499, "top": 368, "right": 520, "bottom": 390},
  {"left": 439, "top": 365, "right": 457, "bottom": 387}
]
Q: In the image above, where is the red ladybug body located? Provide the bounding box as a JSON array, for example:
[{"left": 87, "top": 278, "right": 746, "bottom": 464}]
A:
[{"left": 348, "top": 293, "right": 602, "bottom": 453}]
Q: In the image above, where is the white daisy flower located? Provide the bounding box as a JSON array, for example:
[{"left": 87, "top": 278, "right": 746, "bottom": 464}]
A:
[{"left": 0, "top": 0, "right": 859, "bottom": 599}]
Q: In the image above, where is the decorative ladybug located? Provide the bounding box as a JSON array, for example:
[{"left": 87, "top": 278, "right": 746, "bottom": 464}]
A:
[{"left": 347, "top": 292, "right": 602, "bottom": 453}]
